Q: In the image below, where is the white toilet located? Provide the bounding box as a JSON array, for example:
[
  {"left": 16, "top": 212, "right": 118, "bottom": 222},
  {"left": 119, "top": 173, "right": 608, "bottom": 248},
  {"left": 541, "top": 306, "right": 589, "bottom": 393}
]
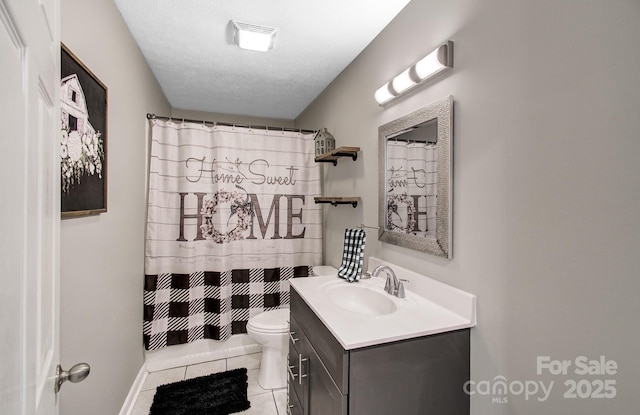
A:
[
  {"left": 246, "top": 308, "right": 290, "bottom": 389},
  {"left": 246, "top": 265, "right": 337, "bottom": 389}
]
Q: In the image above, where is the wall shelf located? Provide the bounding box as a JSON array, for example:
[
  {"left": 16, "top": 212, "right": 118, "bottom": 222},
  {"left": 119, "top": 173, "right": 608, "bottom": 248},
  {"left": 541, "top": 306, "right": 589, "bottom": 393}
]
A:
[
  {"left": 314, "top": 197, "right": 360, "bottom": 208},
  {"left": 315, "top": 146, "right": 360, "bottom": 166},
  {"left": 315, "top": 146, "right": 360, "bottom": 208}
]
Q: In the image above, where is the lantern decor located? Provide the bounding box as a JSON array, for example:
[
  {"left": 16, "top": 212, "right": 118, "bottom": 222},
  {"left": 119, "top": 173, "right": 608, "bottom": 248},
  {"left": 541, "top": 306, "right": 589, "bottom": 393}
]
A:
[{"left": 314, "top": 128, "right": 336, "bottom": 157}]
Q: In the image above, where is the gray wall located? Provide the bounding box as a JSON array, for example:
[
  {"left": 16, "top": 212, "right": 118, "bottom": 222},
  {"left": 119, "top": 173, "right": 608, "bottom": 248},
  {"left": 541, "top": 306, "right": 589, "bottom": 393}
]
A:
[
  {"left": 296, "top": 0, "right": 640, "bottom": 413},
  {"left": 60, "top": 0, "right": 170, "bottom": 413}
]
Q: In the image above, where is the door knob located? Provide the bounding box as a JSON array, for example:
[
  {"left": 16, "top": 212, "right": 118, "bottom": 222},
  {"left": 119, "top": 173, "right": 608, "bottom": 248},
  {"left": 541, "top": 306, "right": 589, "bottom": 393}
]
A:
[{"left": 54, "top": 363, "right": 90, "bottom": 393}]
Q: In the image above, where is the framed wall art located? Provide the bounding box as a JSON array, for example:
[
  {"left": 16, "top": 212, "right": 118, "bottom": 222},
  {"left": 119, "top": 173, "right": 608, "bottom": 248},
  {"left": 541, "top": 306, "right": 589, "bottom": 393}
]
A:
[
  {"left": 378, "top": 95, "right": 453, "bottom": 258},
  {"left": 60, "top": 43, "right": 107, "bottom": 218}
]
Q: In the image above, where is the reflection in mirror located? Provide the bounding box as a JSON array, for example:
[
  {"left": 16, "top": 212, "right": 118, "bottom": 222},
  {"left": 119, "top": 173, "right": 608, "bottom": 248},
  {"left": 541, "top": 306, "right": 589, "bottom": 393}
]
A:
[
  {"left": 378, "top": 96, "right": 452, "bottom": 258},
  {"left": 385, "top": 119, "right": 438, "bottom": 237}
]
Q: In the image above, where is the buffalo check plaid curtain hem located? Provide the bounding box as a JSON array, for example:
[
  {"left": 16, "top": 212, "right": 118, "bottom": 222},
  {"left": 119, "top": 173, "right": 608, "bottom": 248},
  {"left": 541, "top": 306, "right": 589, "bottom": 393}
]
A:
[{"left": 143, "top": 266, "right": 310, "bottom": 350}]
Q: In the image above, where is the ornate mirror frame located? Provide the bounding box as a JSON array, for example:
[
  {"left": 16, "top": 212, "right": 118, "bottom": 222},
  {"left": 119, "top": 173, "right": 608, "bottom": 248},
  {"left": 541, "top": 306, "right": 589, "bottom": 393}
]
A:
[{"left": 378, "top": 95, "right": 453, "bottom": 258}]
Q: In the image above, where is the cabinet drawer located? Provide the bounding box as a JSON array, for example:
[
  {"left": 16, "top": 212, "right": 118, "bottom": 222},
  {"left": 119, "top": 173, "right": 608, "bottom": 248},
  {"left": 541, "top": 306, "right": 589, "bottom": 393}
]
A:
[
  {"left": 289, "top": 314, "right": 304, "bottom": 355},
  {"left": 291, "top": 288, "right": 349, "bottom": 394}
]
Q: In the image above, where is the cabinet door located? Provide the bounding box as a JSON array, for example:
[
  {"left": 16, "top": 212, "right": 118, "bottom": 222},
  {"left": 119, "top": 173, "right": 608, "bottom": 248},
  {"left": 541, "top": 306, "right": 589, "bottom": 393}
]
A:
[
  {"left": 291, "top": 288, "right": 349, "bottom": 393},
  {"left": 288, "top": 315, "right": 308, "bottom": 410},
  {"left": 307, "top": 341, "right": 348, "bottom": 415},
  {"left": 349, "top": 329, "right": 470, "bottom": 414},
  {"left": 288, "top": 381, "right": 305, "bottom": 415}
]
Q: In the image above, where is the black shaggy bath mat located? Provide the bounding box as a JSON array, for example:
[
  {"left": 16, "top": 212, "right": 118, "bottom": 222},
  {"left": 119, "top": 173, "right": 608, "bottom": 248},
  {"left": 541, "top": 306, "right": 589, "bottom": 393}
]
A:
[{"left": 149, "top": 367, "right": 250, "bottom": 415}]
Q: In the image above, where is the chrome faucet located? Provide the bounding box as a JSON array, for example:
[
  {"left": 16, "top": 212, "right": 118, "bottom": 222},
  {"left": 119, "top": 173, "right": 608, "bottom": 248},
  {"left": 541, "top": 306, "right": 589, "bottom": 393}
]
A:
[{"left": 371, "top": 265, "right": 406, "bottom": 298}]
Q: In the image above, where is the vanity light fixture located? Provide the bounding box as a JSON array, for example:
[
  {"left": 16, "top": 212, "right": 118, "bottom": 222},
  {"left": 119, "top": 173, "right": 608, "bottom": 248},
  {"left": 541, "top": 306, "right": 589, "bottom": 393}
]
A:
[
  {"left": 375, "top": 41, "right": 453, "bottom": 106},
  {"left": 232, "top": 20, "right": 277, "bottom": 52}
]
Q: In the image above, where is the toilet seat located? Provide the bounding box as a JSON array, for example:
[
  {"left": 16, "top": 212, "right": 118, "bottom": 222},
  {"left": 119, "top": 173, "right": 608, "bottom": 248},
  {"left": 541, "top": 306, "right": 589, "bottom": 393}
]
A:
[{"left": 247, "top": 308, "right": 289, "bottom": 333}]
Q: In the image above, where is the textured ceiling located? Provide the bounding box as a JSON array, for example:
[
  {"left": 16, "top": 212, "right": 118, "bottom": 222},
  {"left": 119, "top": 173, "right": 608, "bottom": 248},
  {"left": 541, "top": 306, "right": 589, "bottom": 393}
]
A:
[{"left": 113, "top": 0, "right": 410, "bottom": 120}]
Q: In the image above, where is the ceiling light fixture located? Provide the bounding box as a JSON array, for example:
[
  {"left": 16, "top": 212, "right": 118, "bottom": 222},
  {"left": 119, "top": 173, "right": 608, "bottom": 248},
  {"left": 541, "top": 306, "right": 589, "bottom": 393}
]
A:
[
  {"left": 375, "top": 41, "right": 453, "bottom": 106},
  {"left": 232, "top": 21, "right": 277, "bottom": 52}
]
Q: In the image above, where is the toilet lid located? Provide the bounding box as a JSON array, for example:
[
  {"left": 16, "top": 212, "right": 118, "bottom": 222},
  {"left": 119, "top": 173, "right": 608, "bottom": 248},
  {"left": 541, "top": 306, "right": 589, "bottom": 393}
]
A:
[{"left": 248, "top": 308, "right": 290, "bottom": 332}]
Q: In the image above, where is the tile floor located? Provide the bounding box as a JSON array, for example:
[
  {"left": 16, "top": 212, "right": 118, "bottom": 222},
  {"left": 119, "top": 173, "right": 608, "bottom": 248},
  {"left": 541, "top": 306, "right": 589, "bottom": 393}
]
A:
[{"left": 131, "top": 352, "right": 287, "bottom": 415}]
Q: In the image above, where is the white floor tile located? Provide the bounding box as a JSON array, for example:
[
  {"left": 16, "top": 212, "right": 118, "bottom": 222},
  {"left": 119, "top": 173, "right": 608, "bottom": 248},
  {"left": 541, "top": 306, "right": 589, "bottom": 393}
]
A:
[
  {"left": 131, "top": 388, "right": 155, "bottom": 415},
  {"left": 273, "top": 388, "right": 288, "bottom": 415},
  {"left": 238, "top": 391, "right": 278, "bottom": 415},
  {"left": 184, "top": 359, "right": 227, "bottom": 379},
  {"left": 246, "top": 368, "right": 271, "bottom": 397},
  {"left": 228, "top": 352, "right": 262, "bottom": 371},
  {"left": 141, "top": 367, "right": 186, "bottom": 391}
]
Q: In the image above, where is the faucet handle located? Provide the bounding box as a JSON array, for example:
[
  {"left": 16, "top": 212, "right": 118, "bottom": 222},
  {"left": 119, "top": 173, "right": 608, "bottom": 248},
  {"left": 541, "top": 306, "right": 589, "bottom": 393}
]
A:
[
  {"left": 396, "top": 279, "right": 409, "bottom": 298},
  {"left": 384, "top": 276, "right": 393, "bottom": 294}
]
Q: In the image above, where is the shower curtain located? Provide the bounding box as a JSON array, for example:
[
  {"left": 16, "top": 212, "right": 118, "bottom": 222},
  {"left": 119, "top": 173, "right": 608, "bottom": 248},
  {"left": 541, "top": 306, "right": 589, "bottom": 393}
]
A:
[
  {"left": 144, "top": 119, "right": 322, "bottom": 350},
  {"left": 386, "top": 140, "right": 437, "bottom": 237}
]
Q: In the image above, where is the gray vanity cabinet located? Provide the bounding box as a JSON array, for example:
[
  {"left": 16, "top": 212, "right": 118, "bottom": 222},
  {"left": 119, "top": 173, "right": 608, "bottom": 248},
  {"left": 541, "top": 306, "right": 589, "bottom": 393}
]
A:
[{"left": 289, "top": 287, "right": 471, "bottom": 415}]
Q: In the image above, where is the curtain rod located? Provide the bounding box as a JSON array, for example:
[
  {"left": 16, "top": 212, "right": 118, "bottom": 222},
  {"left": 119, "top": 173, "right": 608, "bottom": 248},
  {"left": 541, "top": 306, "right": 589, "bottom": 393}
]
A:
[{"left": 146, "top": 113, "right": 317, "bottom": 134}]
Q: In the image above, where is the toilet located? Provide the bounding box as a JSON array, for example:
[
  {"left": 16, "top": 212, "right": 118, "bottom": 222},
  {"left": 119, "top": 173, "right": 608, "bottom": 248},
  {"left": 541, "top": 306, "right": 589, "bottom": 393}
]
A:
[
  {"left": 246, "top": 265, "right": 337, "bottom": 389},
  {"left": 246, "top": 308, "right": 290, "bottom": 389}
]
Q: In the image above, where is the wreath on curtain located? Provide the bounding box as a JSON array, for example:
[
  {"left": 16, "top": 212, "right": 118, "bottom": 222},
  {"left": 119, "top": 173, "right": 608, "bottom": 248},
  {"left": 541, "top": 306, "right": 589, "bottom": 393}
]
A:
[
  {"left": 386, "top": 193, "right": 416, "bottom": 234},
  {"left": 200, "top": 189, "right": 254, "bottom": 243}
]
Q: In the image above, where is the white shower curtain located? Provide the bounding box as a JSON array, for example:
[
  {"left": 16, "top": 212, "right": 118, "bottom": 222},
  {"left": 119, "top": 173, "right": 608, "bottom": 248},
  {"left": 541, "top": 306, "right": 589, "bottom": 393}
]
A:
[
  {"left": 386, "top": 140, "right": 437, "bottom": 237},
  {"left": 143, "top": 119, "right": 322, "bottom": 350}
]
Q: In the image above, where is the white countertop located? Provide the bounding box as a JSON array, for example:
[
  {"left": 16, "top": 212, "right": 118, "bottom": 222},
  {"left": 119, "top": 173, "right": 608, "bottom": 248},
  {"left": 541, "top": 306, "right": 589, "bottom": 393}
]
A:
[{"left": 290, "top": 257, "right": 476, "bottom": 350}]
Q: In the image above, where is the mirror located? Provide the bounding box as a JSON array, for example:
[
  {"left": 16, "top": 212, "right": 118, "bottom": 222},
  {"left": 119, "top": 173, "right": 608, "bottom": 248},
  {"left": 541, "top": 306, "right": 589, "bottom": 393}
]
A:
[{"left": 378, "top": 95, "right": 452, "bottom": 258}]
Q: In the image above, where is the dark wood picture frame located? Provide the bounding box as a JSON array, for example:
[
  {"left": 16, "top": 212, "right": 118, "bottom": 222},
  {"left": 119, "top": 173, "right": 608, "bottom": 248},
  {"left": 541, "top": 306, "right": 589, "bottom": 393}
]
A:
[{"left": 60, "top": 43, "right": 107, "bottom": 218}]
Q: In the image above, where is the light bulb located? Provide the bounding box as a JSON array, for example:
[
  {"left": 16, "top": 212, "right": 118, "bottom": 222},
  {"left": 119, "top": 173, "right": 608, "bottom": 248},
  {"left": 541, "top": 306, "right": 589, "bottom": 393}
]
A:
[
  {"left": 414, "top": 45, "right": 447, "bottom": 80},
  {"left": 375, "top": 83, "right": 395, "bottom": 105},
  {"left": 391, "top": 68, "right": 416, "bottom": 94}
]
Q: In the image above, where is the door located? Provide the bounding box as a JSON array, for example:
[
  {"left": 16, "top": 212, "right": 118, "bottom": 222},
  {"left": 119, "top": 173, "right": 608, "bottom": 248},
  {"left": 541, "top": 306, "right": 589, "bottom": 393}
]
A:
[{"left": 0, "top": 0, "right": 60, "bottom": 414}]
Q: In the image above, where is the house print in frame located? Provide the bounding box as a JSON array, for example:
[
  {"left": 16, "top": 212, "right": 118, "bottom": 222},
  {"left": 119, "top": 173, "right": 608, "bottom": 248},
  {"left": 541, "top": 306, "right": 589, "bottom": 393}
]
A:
[{"left": 60, "top": 43, "right": 107, "bottom": 217}]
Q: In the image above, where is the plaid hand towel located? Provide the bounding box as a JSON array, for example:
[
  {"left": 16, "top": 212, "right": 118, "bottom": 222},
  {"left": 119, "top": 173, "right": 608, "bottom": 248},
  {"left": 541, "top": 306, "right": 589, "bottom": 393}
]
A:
[{"left": 337, "top": 228, "right": 366, "bottom": 282}]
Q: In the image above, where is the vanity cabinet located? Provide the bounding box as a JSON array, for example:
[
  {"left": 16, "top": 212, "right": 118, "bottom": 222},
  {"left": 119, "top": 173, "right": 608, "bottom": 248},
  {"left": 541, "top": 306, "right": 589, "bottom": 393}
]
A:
[{"left": 288, "top": 288, "right": 470, "bottom": 415}]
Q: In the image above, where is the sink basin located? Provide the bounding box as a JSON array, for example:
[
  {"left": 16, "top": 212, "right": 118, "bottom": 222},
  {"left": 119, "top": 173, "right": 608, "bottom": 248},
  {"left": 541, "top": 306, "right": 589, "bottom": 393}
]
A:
[{"left": 323, "top": 282, "right": 397, "bottom": 316}]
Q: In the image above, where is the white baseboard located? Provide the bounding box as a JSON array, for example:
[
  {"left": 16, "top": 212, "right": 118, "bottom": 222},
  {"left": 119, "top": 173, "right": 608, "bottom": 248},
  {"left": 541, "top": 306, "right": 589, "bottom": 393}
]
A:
[{"left": 118, "top": 364, "right": 148, "bottom": 415}]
